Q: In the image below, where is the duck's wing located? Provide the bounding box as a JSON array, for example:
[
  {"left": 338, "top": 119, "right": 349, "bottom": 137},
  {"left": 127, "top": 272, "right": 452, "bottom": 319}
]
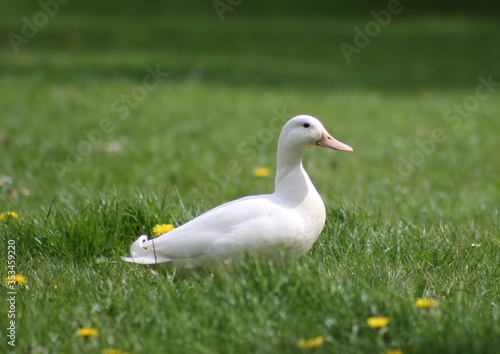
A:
[{"left": 123, "top": 194, "right": 292, "bottom": 265}]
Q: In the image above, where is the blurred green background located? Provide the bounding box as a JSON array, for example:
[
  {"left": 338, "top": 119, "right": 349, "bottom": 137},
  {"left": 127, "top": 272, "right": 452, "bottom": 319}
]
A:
[
  {"left": 1, "top": 2, "right": 499, "bottom": 354},
  {"left": 1, "top": 0, "right": 499, "bottom": 215}
]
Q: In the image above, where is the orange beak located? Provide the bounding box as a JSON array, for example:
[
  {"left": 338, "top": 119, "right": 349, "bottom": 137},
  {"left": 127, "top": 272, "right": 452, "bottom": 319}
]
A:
[{"left": 316, "top": 130, "right": 353, "bottom": 152}]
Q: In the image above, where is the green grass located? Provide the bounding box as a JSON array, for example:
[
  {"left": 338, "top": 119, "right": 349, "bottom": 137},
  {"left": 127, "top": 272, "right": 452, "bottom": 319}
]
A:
[{"left": 1, "top": 4, "right": 499, "bottom": 354}]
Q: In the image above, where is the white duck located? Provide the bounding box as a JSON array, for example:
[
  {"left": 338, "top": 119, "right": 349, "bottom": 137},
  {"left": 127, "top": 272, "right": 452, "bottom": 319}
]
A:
[{"left": 123, "top": 115, "right": 352, "bottom": 266}]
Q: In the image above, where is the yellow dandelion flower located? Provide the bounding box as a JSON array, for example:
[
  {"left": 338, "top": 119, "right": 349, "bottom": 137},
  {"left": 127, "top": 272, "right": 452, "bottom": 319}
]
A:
[
  {"left": 75, "top": 327, "right": 99, "bottom": 338},
  {"left": 4, "top": 274, "right": 27, "bottom": 286},
  {"left": 366, "top": 316, "right": 390, "bottom": 329},
  {"left": 415, "top": 297, "right": 438, "bottom": 309},
  {"left": 102, "top": 348, "right": 129, "bottom": 354},
  {"left": 386, "top": 349, "right": 403, "bottom": 354},
  {"left": 297, "top": 335, "right": 325, "bottom": 349},
  {"left": 0, "top": 211, "right": 19, "bottom": 221},
  {"left": 152, "top": 224, "right": 175, "bottom": 237},
  {"left": 252, "top": 167, "right": 271, "bottom": 177},
  {"left": 53, "top": 284, "right": 59, "bottom": 289}
]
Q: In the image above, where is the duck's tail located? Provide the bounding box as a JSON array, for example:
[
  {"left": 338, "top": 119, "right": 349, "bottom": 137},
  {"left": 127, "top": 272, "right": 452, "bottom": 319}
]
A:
[{"left": 122, "top": 235, "right": 172, "bottom": 264}]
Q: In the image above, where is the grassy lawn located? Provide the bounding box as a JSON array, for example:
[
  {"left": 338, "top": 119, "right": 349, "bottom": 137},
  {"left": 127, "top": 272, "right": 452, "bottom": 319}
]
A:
[{"left": 1, "top": 3, "right": 499, "bottom": 354}]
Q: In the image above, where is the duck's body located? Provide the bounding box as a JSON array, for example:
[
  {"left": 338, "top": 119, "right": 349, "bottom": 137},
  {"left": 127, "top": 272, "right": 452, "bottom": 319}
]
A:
[{"left": 123, "top": 115, "right": 352, "bottom": 266}]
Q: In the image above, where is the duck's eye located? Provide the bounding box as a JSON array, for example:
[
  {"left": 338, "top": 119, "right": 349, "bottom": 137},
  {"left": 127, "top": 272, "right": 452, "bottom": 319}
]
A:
[{"left": 303, "top": 123, "right": 310, "bottom": 128}]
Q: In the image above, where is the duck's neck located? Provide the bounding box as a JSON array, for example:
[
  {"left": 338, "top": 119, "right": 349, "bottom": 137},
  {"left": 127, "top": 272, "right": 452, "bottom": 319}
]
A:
[{"left": 274, "top": 148, "right": 316, "bottom": 204}]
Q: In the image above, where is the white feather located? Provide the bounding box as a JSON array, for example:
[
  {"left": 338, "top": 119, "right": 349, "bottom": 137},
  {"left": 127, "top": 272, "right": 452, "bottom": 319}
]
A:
[{"left": 122, "top": 115, "right": 352, "bottom": 267}]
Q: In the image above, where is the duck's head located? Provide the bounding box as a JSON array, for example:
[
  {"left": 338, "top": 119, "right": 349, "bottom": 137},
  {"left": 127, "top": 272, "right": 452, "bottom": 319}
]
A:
[{"left": 279, "top": 115, "right": 353, "bottom": 153}]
